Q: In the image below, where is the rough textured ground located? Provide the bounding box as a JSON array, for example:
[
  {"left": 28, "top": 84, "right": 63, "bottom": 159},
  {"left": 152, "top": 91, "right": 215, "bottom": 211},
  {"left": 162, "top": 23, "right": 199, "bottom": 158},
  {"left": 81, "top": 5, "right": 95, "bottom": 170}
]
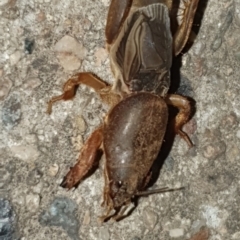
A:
[{"left": 0, "top": 0, "right": 240, "bottom": 239}]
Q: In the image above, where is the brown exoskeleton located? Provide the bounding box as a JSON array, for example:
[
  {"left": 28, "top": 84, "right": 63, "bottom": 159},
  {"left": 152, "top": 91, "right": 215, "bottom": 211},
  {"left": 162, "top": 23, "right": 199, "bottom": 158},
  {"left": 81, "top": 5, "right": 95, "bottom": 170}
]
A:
[{"left": 47, "top": 0, "right": 199, "bottom": 221}]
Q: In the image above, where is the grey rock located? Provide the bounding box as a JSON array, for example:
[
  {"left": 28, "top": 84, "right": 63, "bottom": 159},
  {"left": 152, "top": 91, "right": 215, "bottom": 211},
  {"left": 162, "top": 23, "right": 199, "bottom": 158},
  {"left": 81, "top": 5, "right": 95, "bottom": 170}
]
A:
[
  {"left": 26, "top": 168, "right": 43, "bottom": 186},
  {"left": 142, "top": 207, "right": 158, "bottom": 230},
  {"left": 39, "top": 197, "right": 80, "bottom": 240},
  {"left": 211, "top": 37, "right": 222, "bottom": 52},
  {"left": 220, "top": 112, "right": 239, "bottom": 131},
  {"left": 131, "top": 237, "right": 141, "bottom": 240},
  {"left": 99, "top": 228, "right": 110, "bottom": 240},
  {"left": 169, "top": 228, "right": 184, "bottom": 238},
  {"left": 0, "top": 198, "right": 17, "bottom": 240},
  {"left": 211, "top": 4, "right": 234, "bottom": 51},
  {"left": 10, "top": 145, "right": 40, "bottom": 163},
  {"left": 24, "top": 38, "right": 35, "bottom": 54},
  {"left": 1, "top": 94, "right": 21, "bottom": 130},
  {"left": 203, "top": 141, "right": 226, "bottom": 160},
  {"left": 0, "top": 166, "right": 12, "bottom": 189},
  {"left": 0, "top": 78, "right": 12, "bottom": 101},
  {"left": 25, "top": 193, "right": 40, "bottom": 212},
  {"left": 2, "top": 6, "right": 19, "bottom": 20}
]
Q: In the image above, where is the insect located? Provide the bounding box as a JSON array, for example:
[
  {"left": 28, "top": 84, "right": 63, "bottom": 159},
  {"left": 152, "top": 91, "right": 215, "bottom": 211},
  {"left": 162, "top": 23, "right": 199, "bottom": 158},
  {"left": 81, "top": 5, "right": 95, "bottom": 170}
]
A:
[{"left": 47, "top": 0, "right": 199, "bottom": 221}]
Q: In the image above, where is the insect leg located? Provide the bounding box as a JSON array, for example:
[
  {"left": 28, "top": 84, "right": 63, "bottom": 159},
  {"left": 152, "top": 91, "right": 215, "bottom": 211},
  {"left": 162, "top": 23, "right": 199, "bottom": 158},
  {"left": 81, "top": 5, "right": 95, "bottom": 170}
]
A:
[
  {"left": 60, "top": 126, "right": 103, "bottom": 190},
  {"left": 47, "top": 72, "right": 120, "bottom": 113},
  {"left": 165, "top": 94, "right": 193, "bottom": 147},
  {"left": 173, "top": 0, "right": 199, "bottom": 55}
]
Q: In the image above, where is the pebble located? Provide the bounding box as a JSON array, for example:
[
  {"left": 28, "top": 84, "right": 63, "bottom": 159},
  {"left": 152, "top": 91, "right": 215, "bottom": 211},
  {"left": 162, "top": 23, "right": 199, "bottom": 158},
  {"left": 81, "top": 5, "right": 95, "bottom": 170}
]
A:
[
  {"left": 54, "top": 35, "right": 87, "bottom": 60},
  {"left": 0, "top": 198, "right": 16, "bottom": 240},
  {"left": 169, "top": 228, "right": 184, "bottom": 238},
  {"left": 24, "top": 38, "right": 35, "bottom": 54},
  {"left": 2, "top": 6, "right": 19, "bottom": 20},
  {"left": 26, "top": 168, "right": 43, "bottom": 186},
  {"left": 9, "top": 50, "right": 22, "bottom": 66},
  {"left": 0, "top": 166, "right": 11, "bottom": 188},
  {"left": 57, "top": 52, "right": 81, "bottom": 71},
  {"left": 142, "top": 207, "right": 159, "bottom": 230},
  {"left": 203, "top": 141, "right": 226, "bottom": 160},
  {"left": 71, "top": 135, "right": 83, "bottom": 151},
  {"left": 22, "top": 77, "right": 42, "bottom": 90},
  {"left": 0, "top": 0, "right": 9, "bottom": 7},
  {"left": 25, "top": 193, "right": 40, "bottom": 212},
  {"left": 189, "top": 227, "right": 209, "bottom": 240},
  {"left": 75, "top": 115, "right": 86, "bottom": 133},
  {"left": 101, "top": 0, "right": 109, "bottom": 7},
  {"left": 0, "top": 77, "right": 12, "bottom": 101},
  {"left": 211, "top": 5, "right": 234, "bottom": 51},
  {"left": 2, "top": 94, "right": 21, "bottom": 129},
  {"left": 82, "top": 18, "right": 92, "bottom": 30},
  {"left": 234, "top": 51, "right": 240, "bottom": 62},
  {"left": 36, "top": 11, "right": 45, "bottom": 22},
  {"left": 10, "top": 145, "right": 40, "bottom": 162},
  {"left": 220, "top": 112, "right": 239, "bottom": 131},
  {"left": 47, "top": 164, "right": 59, "bottom": 177},
  {"left": 39, "top": 197, "right": 79, "bottom": 240},
  {"left": 82, "top": 209, "right": 91, "bottom": 225},
  {"left": 182, "top": 118, "right": 197, "bottom": 135},
  {"left": 11, "top": 188, "right": 25, "bottom": 206},
  {"left": 232, "top": 232, "right": 240, "bottom": 240},
  {"left": 211, "top": 36, "right": 222, "bottom": 52},
  {"left": 192, "top": 41, "right": 206, "bottom": 56},
  {"left": 236, "top": 130, "right": 240, "bottom": 139},
  {"left": 94, "top": 47, "right": 108, "bottom": 66},
  {"left": 99, "top": 227, "right": 110, "bottom": 240}
]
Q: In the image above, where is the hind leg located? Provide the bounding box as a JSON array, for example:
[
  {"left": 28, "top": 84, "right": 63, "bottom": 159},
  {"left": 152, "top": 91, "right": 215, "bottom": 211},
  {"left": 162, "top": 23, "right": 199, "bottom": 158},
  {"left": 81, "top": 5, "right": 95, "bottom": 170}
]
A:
[
  {"left": 60, "top": 126, "right": 103, "bottom": 189},
  {"left": 165, "top": 94, "right": 193, "bottom": 147}
]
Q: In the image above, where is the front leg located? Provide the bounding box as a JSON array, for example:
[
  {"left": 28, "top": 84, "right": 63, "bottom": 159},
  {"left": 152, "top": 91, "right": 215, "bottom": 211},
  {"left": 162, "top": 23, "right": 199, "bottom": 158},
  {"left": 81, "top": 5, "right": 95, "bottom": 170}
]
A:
[
  {"left": 173, "top": 0, "right": 199, "bottom": 55},
  {"left": 47, "top": 72, "right": 120, "bottom": 114},
  {"left": 165, "top": 94, "right": 193, "bottom": 147},
  {"left": 60, "top": 126, "right": 103, "bottom": 189}
]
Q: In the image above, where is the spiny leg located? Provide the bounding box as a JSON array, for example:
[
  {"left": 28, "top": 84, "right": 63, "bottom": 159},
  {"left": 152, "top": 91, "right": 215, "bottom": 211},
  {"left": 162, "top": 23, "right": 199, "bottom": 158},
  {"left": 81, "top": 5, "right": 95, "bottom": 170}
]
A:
[
  {"left": 60, "top": 126, "right": 103, "bottom": 190},
  {"left": 47, "top": 72, "right": 108, "bottom": 114},
  {"left": 165, "top": 94, "right": 193, "bottom": 147},
  {"left": 173, "top": 0, "right": 199, "bottom": 55}
]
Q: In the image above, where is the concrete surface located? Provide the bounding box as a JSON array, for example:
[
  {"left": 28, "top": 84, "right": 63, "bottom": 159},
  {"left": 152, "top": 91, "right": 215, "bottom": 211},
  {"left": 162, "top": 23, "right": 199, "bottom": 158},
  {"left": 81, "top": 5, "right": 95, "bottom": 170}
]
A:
[{"left": 0, "top": 0, "right": 240, "bottom": 239}]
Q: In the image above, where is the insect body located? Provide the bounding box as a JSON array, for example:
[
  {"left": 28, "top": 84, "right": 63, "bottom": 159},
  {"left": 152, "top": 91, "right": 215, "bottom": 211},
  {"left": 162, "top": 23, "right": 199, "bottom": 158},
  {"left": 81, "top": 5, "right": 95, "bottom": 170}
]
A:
[{"left": 47, "top": 0, "right": 199, "bottom": 221}]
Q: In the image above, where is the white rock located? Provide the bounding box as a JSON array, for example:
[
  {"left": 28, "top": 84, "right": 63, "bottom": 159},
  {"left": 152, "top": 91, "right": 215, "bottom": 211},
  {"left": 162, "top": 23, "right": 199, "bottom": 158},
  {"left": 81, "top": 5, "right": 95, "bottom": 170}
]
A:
[
  {"left": 47, "top": 164, "right": 59, "bottom": 177},
  {"left": 75, "top": 115, "right": 86, "bottom": 133},
  {"left": 0, "top": 77, "right": 12, "bottom": 101},
  {"left": 11, "top": 188, "right": 26, "bottom": 206},
  {"left": 101, "top": 0, "right": 110, "bottom": 7},
  {"left": 99, "top": 228, "right": 110, "bottom": 240},
  {"left": 10, "top": 145, "right": 40, "bottom": 162},
  {"left": 22, "top": 77, "right": 42, "bottom": 90},
  {"left": 169, "top": 228, "right": 184, "bottom": 238},
  {"left": 26, "top": 193, "right": 40, "bottom": 212},
  {"left": 142, "top": 207, "right": 158, "bottom": 230},
  {"left": 54, "top": 35, "right": 87, "bottom": 60},
  {"left": 10, "top": 50, "right": 22, "bottom": 65},
  {"left": 82, "top": 210, "right": 91, "bottom": 225},
  {"left": 94, "top": 47, "right": 108, "bottom": 66},
  {"left": 57, "top": 52, "right": 81, "bottom": 71},
  {"left": 0, "top": 0, "right": 9, "bottom": 7},
  {"left": 236, "top": 129, "right": 240, "bottom": 139}
]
